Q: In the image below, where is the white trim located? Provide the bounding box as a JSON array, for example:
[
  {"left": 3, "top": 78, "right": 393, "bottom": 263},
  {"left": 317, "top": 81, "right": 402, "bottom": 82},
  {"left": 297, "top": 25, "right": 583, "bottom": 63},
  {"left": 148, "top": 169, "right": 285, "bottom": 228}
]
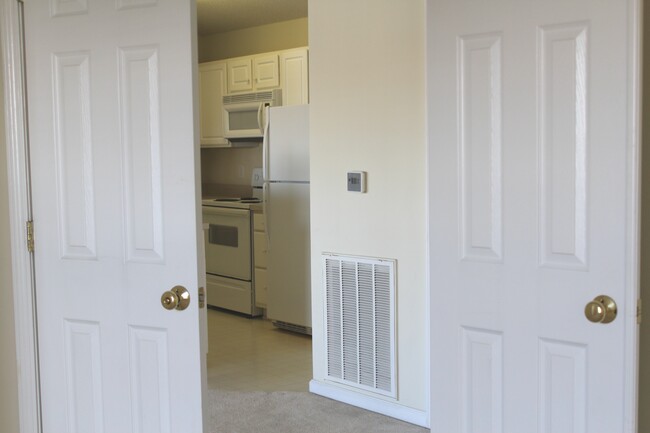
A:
[
  {"left": 624, "top": 1, "right": 643, "bottom": 432},
  {"left": 309, "top": 380, "right": 429, "bottom": 428},
  {"left": 1, "top": 1, "right": 42, "bottom": 433},
  {"left": 422, "top": 0, "right": 432, "bottom": 428}
]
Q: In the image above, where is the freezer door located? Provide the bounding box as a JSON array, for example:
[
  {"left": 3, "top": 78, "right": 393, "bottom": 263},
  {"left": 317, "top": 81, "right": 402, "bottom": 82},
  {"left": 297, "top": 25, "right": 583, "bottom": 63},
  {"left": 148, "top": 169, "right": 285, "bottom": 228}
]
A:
[
  {"left": 266, "top": 183, "right": 311, "bottom": 328},
  {"left": 268, "top": 104, "right": 309, "bottom": 182}
]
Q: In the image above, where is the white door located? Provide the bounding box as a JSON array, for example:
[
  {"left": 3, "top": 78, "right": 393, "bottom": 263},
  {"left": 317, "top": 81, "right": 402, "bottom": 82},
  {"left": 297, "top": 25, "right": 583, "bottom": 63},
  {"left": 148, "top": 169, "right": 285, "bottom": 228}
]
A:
[
  {"left": 24, "top": 1, "right": 205, "bottom": 432},
  {"left": 428, "top": 1, "right": 639, "bottom": 433}
]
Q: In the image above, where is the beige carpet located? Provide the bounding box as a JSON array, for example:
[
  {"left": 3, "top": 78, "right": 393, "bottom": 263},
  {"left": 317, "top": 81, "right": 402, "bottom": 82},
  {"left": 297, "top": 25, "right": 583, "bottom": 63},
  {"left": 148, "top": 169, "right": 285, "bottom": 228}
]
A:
[{"left": 206, "top": 390, "right": 430, "bottom": 433}]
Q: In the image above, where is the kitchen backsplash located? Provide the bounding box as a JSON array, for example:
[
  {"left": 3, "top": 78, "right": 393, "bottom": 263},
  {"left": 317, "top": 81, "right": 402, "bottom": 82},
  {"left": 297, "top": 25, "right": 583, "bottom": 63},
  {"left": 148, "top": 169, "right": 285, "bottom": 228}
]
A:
[
  {"left": 201, "top": 146, "right": 262, "bottom": 186},
  {"left": 201, "top": 183, "right": 252, "bottom": 199}
]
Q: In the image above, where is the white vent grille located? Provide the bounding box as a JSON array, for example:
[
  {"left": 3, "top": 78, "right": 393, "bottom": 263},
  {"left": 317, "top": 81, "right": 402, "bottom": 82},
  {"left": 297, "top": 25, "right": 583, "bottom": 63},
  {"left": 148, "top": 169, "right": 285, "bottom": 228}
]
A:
[
  {"left": 222, "top": 89, "right": 281, "bottom": 105},
  {"left": 323, "top": 253, "right": 396, "bottom": 399}
]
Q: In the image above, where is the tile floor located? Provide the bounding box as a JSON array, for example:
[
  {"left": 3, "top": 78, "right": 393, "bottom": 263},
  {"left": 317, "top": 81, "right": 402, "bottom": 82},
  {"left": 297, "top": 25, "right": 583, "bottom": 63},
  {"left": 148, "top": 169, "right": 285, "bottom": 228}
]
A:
[{"left": 206, "top": 308, "right": 313, "bottom": 392}]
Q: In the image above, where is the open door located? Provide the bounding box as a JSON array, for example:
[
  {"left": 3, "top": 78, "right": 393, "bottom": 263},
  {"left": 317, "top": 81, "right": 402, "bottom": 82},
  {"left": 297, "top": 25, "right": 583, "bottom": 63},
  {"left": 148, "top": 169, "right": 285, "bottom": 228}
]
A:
[
  {"left": 428, "top": 0, "right": 641, "bottom": 432},
  {"left": 24, "top": 1, "right": 205, "bottom": 432}
]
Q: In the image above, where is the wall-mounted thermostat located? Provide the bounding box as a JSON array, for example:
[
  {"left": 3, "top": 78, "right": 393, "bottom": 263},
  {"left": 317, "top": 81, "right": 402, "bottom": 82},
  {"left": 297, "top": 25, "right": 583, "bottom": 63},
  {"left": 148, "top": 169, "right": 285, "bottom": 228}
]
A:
[{"left": 347, "top": 171, "right": 367, "bottom": 193}]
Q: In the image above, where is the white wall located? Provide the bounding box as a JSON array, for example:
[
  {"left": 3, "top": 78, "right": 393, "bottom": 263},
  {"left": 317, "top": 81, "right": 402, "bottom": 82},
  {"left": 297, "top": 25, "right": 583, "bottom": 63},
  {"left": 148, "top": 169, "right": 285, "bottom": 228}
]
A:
[
  {"left": 199, "top": 17, "right": 308, "bottom": 62},
  {"left": 201, "top": 147, "right": 262, "bottom": 186},
  {"left": 0, "top": 44, "right": 20, "bottom": 433},
  {"left": 308, "top": 0, "right": 427, "bottom": 412}
]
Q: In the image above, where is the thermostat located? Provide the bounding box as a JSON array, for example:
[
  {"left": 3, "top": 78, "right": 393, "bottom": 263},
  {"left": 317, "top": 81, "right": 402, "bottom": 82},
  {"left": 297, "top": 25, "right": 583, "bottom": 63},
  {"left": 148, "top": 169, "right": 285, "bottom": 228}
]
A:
[{"left": 347, "top": 171, "right": 366, "bottom": 193}]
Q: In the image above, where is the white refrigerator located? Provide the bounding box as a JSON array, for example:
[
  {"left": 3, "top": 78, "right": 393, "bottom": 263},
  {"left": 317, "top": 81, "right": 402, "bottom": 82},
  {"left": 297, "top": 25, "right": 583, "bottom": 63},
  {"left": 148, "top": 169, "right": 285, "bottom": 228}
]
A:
[{"left": 263, "top": 104, "right": 311, "bottom": 332}]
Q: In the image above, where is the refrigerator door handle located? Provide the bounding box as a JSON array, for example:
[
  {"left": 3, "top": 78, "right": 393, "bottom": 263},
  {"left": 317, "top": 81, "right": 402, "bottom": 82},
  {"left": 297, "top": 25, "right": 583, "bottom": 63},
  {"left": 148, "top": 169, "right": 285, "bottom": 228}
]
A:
[
  {"left": 262, "top": 105, "right": 270, "bottom": 181},
  {"left": 262, "top": 105, "right": 271, "bottom": 250},
  {"left": 263, "top": 182, "right": 270, "bottom": 250}
]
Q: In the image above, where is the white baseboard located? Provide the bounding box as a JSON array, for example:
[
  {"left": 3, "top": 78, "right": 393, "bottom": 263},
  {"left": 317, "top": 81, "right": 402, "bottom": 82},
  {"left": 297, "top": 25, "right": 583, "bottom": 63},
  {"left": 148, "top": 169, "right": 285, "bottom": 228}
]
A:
[{"left": 309, "top": 380, "right": 429, "bottom": 428}]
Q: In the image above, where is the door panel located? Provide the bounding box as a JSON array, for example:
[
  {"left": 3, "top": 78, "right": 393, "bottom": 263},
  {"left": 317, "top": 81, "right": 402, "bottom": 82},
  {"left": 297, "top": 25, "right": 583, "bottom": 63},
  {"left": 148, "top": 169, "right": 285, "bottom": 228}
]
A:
[
  {"left": 25, "top": 1, "right": 204, "bottom": 432},
  {"left": 428, "top": 1, "right": 637, "bottom": 432},
  {"left": 267, "top": 183, "right": 311, "bottom": 327},
  {"left": 268, "top": 105, "right": 310, "bottom": 182}
]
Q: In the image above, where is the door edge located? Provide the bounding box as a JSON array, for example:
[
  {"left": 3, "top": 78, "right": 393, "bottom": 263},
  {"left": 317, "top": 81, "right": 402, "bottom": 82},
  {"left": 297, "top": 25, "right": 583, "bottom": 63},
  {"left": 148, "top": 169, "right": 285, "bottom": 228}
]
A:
[{"left": 624, "top": 1, "right": 643, "bottom": 432}]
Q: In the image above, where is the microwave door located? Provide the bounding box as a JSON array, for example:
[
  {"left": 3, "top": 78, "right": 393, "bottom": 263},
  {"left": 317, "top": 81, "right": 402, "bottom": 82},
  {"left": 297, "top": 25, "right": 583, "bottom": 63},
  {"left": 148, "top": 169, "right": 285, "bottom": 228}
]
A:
[{"left": 224, "top": 101, "right": 264, "bottom": 139}]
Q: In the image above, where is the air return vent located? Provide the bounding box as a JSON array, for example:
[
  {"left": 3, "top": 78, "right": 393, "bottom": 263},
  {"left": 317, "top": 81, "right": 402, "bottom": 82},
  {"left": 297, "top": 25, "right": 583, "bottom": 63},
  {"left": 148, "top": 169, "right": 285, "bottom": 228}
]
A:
[{"left": 323, "top": 253, "right": 396, "bottom": 399}]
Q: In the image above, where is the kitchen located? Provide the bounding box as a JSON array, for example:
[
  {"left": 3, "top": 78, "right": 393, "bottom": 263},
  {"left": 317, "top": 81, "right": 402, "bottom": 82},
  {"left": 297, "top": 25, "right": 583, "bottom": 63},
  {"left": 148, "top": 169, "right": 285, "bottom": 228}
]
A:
[{"left": 196, "top": 0, "right": 312, "bottom": 392}]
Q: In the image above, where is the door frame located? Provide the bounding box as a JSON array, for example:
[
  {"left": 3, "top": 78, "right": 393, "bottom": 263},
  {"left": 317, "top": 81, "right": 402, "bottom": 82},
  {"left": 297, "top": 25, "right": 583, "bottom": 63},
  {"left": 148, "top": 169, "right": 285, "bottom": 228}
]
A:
[
  {"left": 425, "top": 0, "right": 643, "bottom": 431},
  {"left": 1, "top": 0, "right": 42, "bottom": 432}
]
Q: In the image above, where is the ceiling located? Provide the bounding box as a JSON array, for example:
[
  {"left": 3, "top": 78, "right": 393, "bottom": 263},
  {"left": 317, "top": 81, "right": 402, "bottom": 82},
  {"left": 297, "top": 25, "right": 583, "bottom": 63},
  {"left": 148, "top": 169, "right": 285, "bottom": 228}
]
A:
[{"left": 196, "top": 0, "right": 308, "bottom": 36}]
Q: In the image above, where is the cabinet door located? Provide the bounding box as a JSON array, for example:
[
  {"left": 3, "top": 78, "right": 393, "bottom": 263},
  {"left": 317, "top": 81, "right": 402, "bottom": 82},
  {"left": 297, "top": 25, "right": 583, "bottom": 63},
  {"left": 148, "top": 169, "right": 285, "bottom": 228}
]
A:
[
  {"left": 253, "top": 54, "right": 279, "bottom": 90},
  {"left": 253, "top": 211, "right": 266, "bottom": 231},
  {"left": 199, "top": 61, "right": 228, "bottom": 147},
  {"left": 254, "top": 268, "right": 268, "bottom": 308},
  {"left": 280, "top": 48, "right": 309, "bottom": 106},
  {"left": 253, "top": 231, "right": 268, "bottom": 269},
  {"left": 227, "top": 57, "right": 253, "bottom": 93}
]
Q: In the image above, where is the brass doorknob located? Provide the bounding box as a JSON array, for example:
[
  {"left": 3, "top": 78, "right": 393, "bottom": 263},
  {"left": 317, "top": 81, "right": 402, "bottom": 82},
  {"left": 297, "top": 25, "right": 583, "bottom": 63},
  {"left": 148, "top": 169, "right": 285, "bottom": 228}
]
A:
[
  {"left": 161, "top": 291, "right": 178, "bottom": 310},
  {"left": 585, "top": 295, "right": 617, "bottom": 324},
  {"left": 161, "top": 286, "right": 190, "bottom": 311}
]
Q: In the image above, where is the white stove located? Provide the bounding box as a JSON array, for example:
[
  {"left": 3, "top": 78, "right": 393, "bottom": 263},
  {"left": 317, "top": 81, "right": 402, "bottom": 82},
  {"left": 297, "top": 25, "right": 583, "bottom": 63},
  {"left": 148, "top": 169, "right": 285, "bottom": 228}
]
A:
[
  {"left": 201, "top": 193, "right": 264, "bottom": 316},
  {"left": 201, "top": 197, "right": 262, "bottom": 210}
]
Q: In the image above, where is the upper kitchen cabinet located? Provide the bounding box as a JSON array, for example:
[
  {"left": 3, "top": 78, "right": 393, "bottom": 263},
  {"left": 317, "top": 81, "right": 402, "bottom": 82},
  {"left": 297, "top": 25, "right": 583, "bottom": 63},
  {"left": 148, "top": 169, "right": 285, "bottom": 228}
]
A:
[
  {"left": 227, "top": 57, "right": 253, "bottom": 93},
  {"left": 280, "top": 48, "right": 309, "bottom": 106},
  {"left": 199, "top": 48, "right": 309, "bottom": 147},
  {"left": 199, "top": 61, "right": 228, "bottom": 147},
  {"left": 254, "top": 54, "right": 280, "bottom": 90},
  {"left": 227, "top": 54, "right": 279, "bottom": 93}
]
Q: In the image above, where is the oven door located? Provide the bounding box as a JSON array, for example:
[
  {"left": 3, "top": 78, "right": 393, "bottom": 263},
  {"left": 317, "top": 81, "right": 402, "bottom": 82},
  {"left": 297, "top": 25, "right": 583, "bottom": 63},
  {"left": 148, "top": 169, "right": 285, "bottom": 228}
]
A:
[{"left": 203, "top": 206, "right": 252, "bottom": 281}]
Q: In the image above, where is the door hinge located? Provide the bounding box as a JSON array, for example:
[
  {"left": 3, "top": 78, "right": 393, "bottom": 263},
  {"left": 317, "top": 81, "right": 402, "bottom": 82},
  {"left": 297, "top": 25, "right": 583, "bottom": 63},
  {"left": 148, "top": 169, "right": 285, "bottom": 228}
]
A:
[
  {"left": 26, "top": 220, "right": 34, "bottom": 253},
  {"left": 637, "top": 299, "right": 643, "bottom": 325}
]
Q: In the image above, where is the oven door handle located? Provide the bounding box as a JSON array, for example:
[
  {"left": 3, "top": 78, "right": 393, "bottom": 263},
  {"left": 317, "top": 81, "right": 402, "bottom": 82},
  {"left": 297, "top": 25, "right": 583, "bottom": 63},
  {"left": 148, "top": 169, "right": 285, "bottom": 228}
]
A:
[{"left": 202, "top": 206, "right": 250, "bottom": 217}]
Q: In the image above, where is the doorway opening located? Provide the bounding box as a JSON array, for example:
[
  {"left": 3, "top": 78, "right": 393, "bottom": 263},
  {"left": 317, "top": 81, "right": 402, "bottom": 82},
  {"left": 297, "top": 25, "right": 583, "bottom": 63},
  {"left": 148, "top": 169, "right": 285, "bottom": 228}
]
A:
[{"left": 195, "top": 0, "right": 314, "bottom": 397}]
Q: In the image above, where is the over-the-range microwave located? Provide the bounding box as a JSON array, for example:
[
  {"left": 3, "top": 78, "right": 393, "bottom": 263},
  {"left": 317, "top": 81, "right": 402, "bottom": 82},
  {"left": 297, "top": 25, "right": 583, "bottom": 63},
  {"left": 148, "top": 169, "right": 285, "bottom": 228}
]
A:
[{"left": 222, "top": 89, "right": 282, "bottom": 145}]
